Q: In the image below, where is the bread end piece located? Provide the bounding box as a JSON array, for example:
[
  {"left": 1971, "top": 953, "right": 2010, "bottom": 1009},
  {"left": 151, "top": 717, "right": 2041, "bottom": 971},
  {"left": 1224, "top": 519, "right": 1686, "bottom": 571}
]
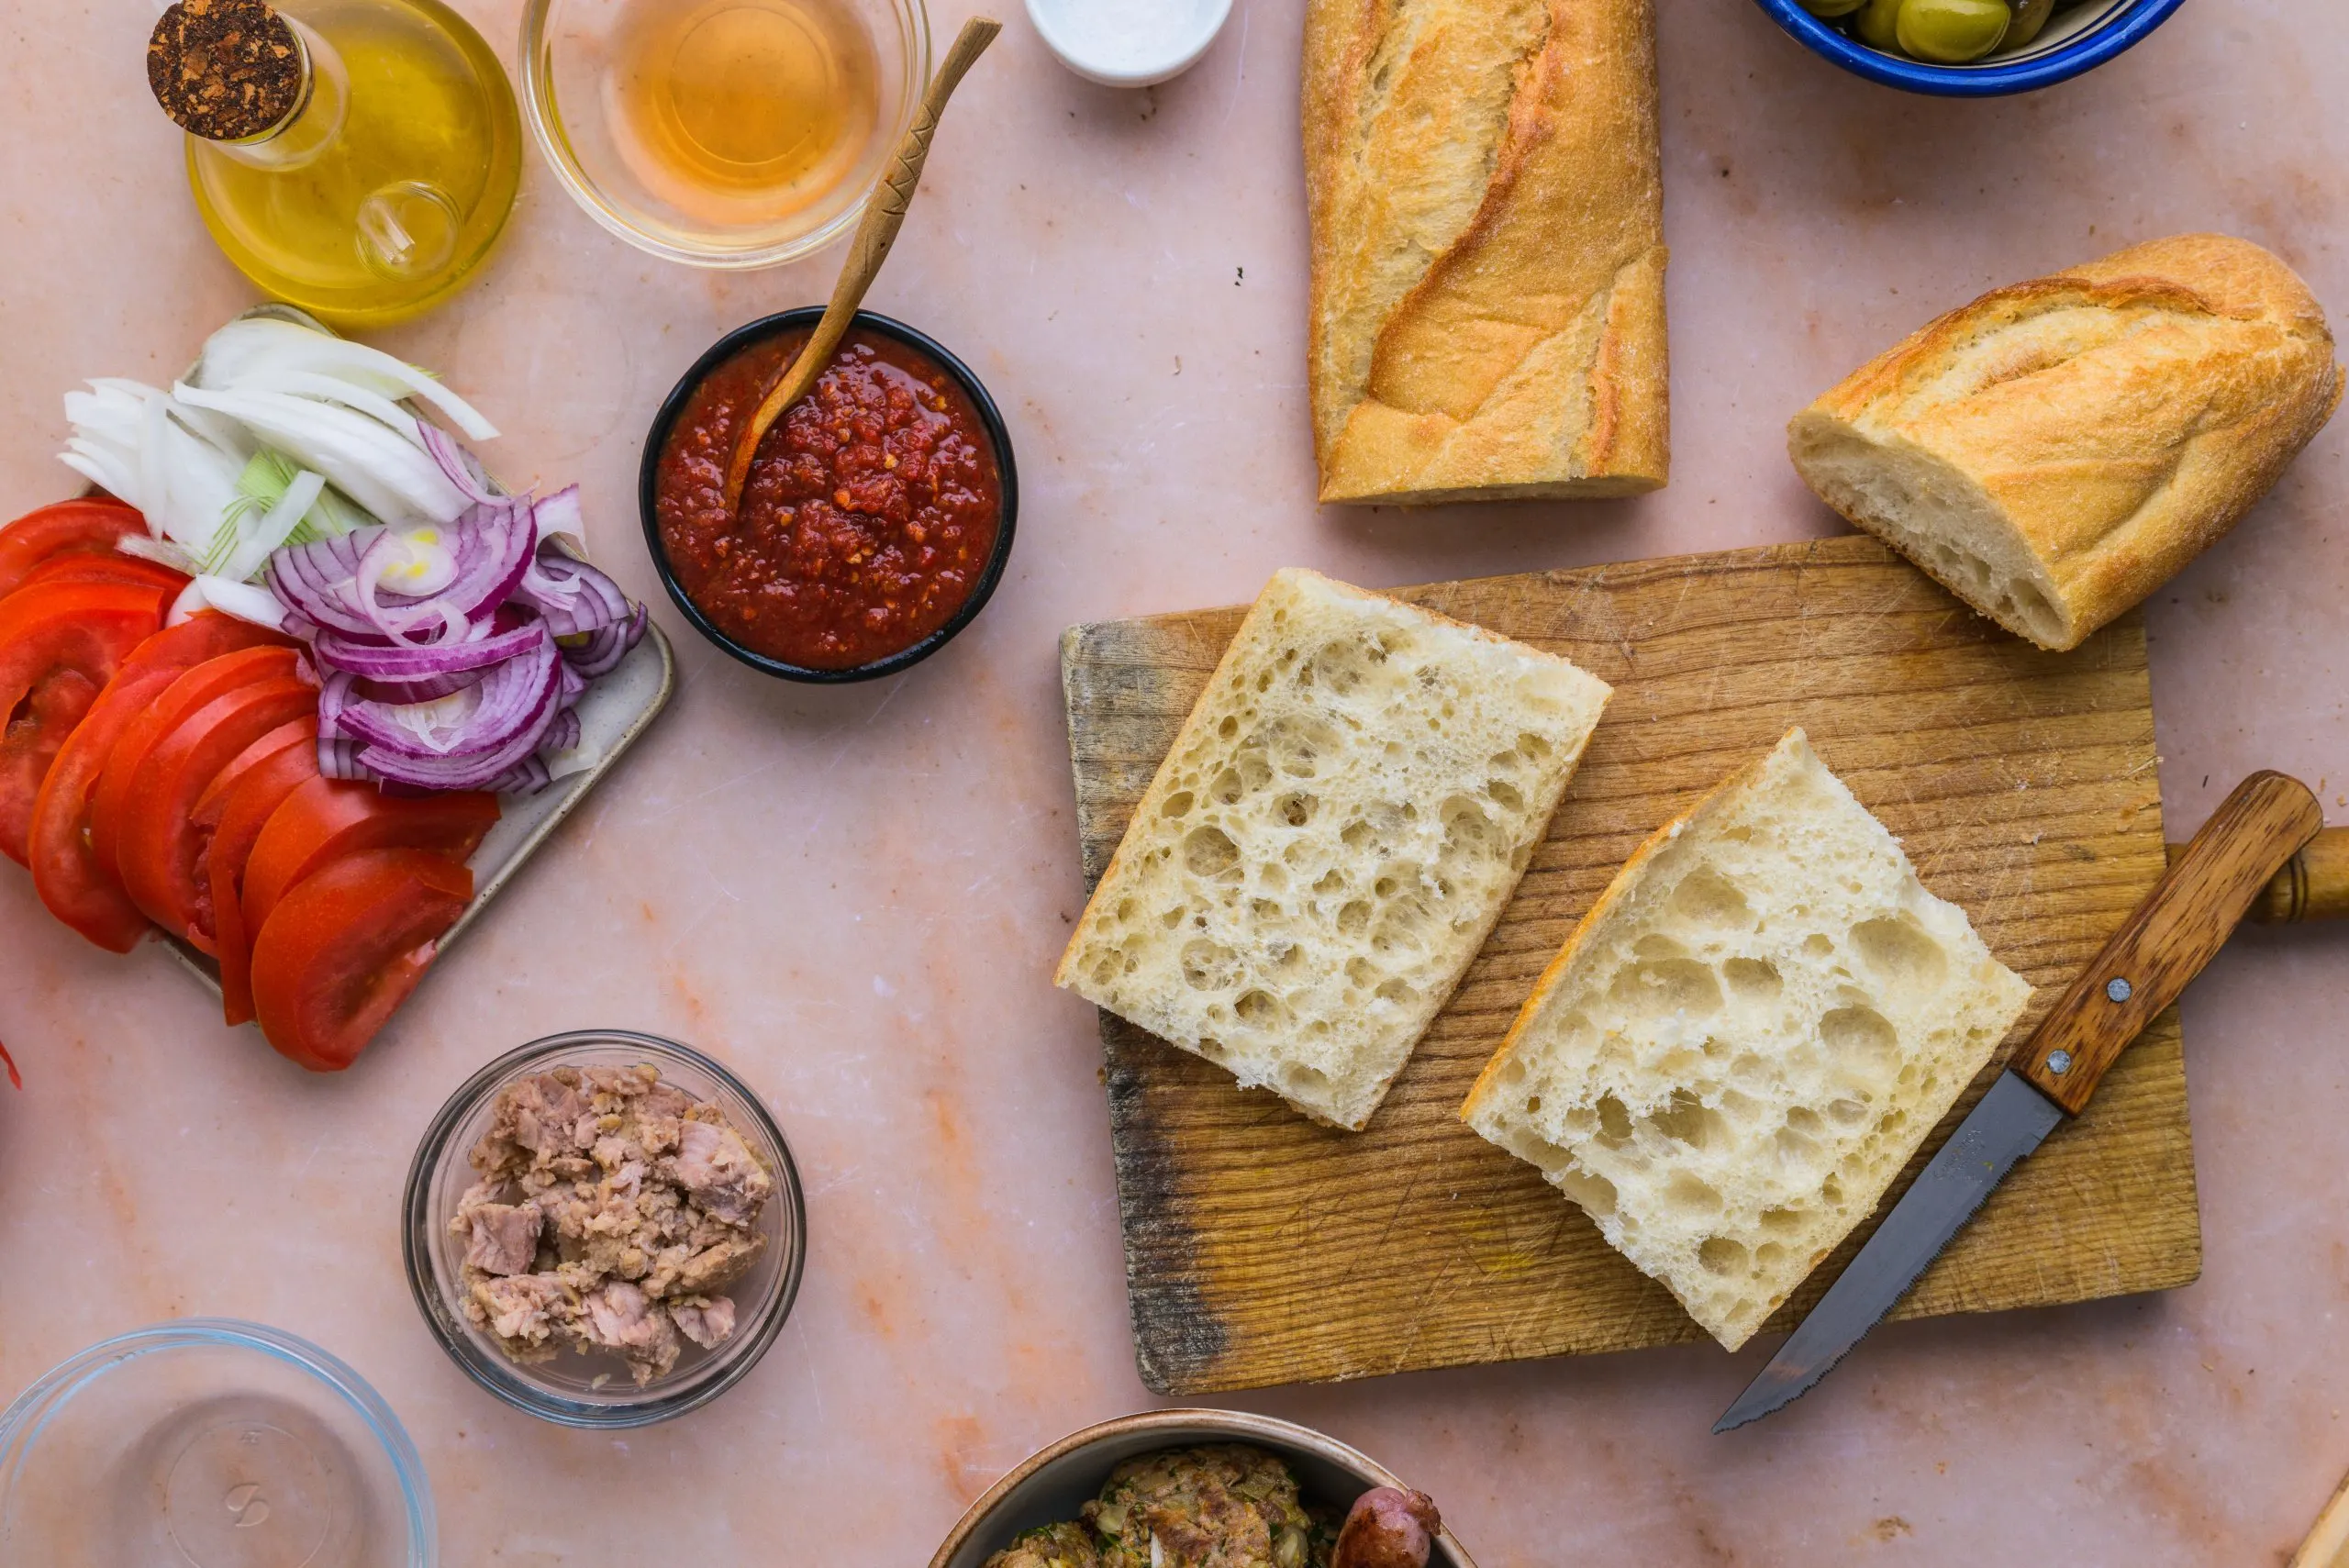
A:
[
  {"left": 1788, "top": 233, "right": 2343, "bottom": 651},
  {"left": 1462, "top": 728, "right": 2032, "bottom": 1349},
  {"left": 1057, "top": 569, "right": 1611, "bottom": 1131},
  {"left": 1304, "top": 0, "right": 1669, "bottom": 506}
]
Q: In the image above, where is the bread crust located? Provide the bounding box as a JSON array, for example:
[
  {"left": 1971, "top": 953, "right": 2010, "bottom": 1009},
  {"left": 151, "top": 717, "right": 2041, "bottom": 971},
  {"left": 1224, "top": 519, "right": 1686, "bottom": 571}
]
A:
[
  {"left": 1304, "top": 0, "right": 1669, "bottom": 506},
  {"left": 1789, "top": 233, "right": 2343, "bottom": 651}
]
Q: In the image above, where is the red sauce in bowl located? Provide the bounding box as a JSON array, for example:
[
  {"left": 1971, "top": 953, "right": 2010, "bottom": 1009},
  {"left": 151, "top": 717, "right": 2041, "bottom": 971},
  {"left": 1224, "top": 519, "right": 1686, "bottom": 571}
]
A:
[{"left": 652, "top": 328, "right": 1004, "bottom": 672}]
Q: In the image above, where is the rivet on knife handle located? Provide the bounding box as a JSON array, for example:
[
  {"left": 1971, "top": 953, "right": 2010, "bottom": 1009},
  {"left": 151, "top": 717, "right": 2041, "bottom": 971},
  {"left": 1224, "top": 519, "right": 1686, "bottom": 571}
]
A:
[{"left": 2020, "top": 772, "right": 2323, "bottom": 1116}]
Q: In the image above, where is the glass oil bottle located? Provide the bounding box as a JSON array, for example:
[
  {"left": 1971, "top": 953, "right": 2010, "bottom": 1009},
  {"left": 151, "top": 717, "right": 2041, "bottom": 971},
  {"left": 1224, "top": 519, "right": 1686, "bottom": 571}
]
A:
[{"left": 149, "top": 0, "right": 523, "bottom": 328}]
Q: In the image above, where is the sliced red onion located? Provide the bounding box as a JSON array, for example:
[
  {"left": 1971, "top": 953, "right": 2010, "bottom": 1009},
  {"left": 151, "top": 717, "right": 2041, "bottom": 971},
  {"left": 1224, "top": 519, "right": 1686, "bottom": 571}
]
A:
[
  {"left": 317, "top": 735, "right": 372, "bottom": 782},
  {"left": 484, "top": 755, "right": 552, "bottom": 795},
  {"left": 271, "top": 528, "right": 382, "bottom": 637},
  {"left": 269, "top": 501, "right": 534, "bottom": 645},
  {"left": 540, "top": 706, "right": 581, "bottom": 755},
  {"left": 332, "top": 638, "right": 562, "bottom": 764},
  {"left": 513, "top": 538, "right": 629, "bottom": 637},
  {"left": 419, "top": 422, "right": 503, "bottom": 508},
  {"left": 561, "top": 604, "right": 647, "bottom": 679},
  {"left": 315, "top": 618, "right": 547, "bottom": 705},
  {"left": 531, "top": 484, "right": 584, "bottom": 547},
  {"left": 260, "top": 446, "right": 640, "bottom": 796},
  {"left": 357, "top": 708, "right": 554, "bottom": 791}
]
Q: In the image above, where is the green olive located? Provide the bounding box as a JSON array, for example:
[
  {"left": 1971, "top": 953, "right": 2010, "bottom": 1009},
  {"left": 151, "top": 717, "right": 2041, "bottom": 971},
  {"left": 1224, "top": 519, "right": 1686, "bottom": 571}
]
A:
[
  {"left": 1800, "top": 0, "right": 1870, "bottom": 16},
  {"left": 2003, "top": 0, "right": 2054, "bottom": 47},
  {"left": 1896, "top": 0, "right": 2011, "bottom": 61},
  {"left": 1854, "top": 0, "right": 1905, "bottom": 48}
]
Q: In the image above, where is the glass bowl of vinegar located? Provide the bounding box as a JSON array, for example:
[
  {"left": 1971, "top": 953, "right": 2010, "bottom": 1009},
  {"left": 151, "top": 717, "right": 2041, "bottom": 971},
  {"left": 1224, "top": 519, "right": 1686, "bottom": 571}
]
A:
[{"left": 521, "top": 0, "right": 930, "bottom": 268}]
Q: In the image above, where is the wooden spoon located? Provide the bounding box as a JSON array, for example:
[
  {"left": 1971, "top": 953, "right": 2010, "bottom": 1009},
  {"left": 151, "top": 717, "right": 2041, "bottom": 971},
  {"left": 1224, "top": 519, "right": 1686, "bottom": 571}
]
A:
[{"left": 720, "top": 16, "right": 1002, "bottom": 513}]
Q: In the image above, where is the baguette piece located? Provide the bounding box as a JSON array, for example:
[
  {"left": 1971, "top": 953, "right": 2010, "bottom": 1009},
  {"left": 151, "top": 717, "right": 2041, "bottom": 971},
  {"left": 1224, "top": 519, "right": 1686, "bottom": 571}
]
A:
[
  {"left": 1057, "top": 569, "right": 1611, "bottom": 1131},
  {"left": 1462, "top": 728, "right": 2031, "bottom": 1350},
  {"left": 1789, "top": 233, "right": 2343, "bottom": 651},
  {"left": 1303, "top": 0, "right": 1669, "bottom": 505}
]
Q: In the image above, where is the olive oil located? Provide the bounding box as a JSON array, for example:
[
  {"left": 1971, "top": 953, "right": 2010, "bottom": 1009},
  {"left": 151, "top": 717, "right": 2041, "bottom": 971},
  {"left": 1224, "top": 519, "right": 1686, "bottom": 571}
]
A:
[
  {"left": 605, "top": 0, "right": 881, "bottom": 230},
  {"left": 182, "top": 0, "right": 521, "bottom": 328}
]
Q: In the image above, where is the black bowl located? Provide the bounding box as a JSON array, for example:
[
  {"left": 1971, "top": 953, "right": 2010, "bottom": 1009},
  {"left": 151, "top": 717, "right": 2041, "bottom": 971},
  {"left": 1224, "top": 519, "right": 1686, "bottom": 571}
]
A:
[{"left": 639, "top": 307, "right": 1019, "bottom": 684}]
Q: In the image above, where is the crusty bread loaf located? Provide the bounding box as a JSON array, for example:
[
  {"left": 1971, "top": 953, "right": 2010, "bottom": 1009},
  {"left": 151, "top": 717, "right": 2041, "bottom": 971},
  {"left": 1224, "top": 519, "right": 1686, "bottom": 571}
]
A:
[
  {"left": 1303, "top": 0, "right": 1669, "bottom": 505},
  {"left": 1462, "top": 728, "right": 2031, "bottom": 1350},
  {"left": 1056, "top": 569, "right": 1611, "bottom": 1130},
  {"left": 1789, "top": 234, "right": 2343, "bottom": 651}
]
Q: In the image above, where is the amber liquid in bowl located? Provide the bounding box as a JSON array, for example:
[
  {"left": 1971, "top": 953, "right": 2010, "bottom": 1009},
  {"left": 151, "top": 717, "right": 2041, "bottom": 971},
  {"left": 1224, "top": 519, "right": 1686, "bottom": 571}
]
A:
[{"left": 604, "top": 0, "right": 880, "bottom": 228}]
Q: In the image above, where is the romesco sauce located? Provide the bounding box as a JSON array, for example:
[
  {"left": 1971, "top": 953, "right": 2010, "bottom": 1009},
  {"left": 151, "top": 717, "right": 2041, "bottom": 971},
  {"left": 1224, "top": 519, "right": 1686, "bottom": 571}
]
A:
[{"left": 654, "top": 328, "right": 1003, "bottom": 671}]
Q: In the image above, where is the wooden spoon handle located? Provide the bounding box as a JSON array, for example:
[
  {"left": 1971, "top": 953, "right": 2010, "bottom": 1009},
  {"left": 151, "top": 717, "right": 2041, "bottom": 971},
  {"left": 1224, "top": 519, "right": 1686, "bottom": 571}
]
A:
[
  {"left": 2171, "top": 826, "right": 2349, "bottom": 922},
  {"left": 721, "top": 16, "right": 1002, "bottom": 510}
]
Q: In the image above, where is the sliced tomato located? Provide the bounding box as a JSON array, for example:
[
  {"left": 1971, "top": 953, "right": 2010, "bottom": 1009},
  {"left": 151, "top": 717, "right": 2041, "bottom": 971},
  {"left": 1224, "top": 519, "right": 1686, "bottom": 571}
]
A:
[
  {"left": 0, "top": 499, "right": 145, "bottom": 599},
  {"left": 250, "top": 849, "right": 472, "bottom": 1072},
  {"left": 87, "top": 645, "right": 300, "bottom": 877},
  {"left": 240, "top": 778, "right": 496, "bottom": 943},
  {"left": 114, "top": 676, "right": 319, "bottom": 949},
  {"left": 0, "top": 582, "right": 173, "bottom": 864},
  {"left": 194, "top": 717, "right": 319, "bottom": 830},
  {"left": 28, "top": 615, "right": 290, "bottom": 951},
  {"left": 11, "top": 553, "right": 188, "bottom": 598},
  {"left": 206, "top": 731, "right": 323, "bottom": 1026}
]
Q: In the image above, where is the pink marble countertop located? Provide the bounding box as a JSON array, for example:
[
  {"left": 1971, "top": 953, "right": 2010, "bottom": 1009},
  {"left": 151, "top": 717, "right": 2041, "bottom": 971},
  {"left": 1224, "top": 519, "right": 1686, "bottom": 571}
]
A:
[{"left": 5, "top": 0, "right": 2347, "bottom": 1562}]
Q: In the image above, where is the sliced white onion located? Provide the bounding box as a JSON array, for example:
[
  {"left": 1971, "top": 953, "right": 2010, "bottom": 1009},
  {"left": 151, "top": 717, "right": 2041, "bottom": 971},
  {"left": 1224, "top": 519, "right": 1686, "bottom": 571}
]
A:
[{"left": 169, "top": 573, "right": 289, "bottom": 631}]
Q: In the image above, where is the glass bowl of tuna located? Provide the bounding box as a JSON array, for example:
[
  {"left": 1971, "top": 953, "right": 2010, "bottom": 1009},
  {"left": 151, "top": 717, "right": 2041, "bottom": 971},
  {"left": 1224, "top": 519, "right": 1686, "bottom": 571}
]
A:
[{"left": 402, "top": 1029, "right": 806, "bottom": 1427}]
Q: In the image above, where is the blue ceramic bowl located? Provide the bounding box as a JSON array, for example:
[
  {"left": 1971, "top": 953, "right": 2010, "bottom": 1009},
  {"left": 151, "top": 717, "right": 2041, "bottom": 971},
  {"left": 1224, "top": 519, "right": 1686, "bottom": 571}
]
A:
[{"left": 1753, "top": 0, "right": 2187, "bottom": 95}]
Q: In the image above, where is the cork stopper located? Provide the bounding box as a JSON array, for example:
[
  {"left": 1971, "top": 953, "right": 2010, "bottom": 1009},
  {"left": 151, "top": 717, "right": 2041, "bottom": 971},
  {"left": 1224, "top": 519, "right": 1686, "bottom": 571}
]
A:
[{"left": 147, "top": 0, "right": 305, "bottom": 142}]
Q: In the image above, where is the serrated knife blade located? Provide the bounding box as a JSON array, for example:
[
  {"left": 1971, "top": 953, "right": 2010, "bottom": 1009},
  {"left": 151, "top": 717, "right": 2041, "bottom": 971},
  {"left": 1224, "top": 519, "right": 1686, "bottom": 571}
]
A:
[
  {"left": 1712, "top": 1070, "right": 2062, "bottom": 1432},
  {"left": 1711, "top": 770, "right": 2323, "bottom": 1434}
]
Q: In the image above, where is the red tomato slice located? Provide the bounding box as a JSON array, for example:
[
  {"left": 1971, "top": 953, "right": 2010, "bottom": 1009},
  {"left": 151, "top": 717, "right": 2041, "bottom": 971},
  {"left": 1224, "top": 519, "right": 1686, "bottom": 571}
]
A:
[
  {"left": 194, "top": 717, "right": 319, "bottom": 830},
  {"left": 114, "top": 676, "right": 319, "bottom": 950},
  {"left": 28, "top": 615, "right": 291, "bottom": 951},
  {"left": 0, "top": 499, "right": 145, "bottom": 599},
  {"left": 0, "top": 583, "right": 173, "bottom": 865},
  {"left": 241, "top": 777, "right": 496, "bottom": 940},
  {"left": 206, "top": 733, "right": 323, "bottom": 1026},
  {"left": 250, "top": 849, "right": 472, "bottom": 1072},
  {"left": 87, "top": 645, "right": 300, "bottom": 877},
  {"left": 12, "top": 555, "right": 187, "bottom": 598}
]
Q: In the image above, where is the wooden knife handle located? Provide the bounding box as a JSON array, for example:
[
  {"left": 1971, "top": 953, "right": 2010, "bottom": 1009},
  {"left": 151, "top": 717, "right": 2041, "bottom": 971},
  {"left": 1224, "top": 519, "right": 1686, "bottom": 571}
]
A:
[
  {"left": 2020, "top": 772, "right": 2322, "bottom": 1115},
  {"left": 2171, "top": 827, "right": 2349, "bottom": 922}
]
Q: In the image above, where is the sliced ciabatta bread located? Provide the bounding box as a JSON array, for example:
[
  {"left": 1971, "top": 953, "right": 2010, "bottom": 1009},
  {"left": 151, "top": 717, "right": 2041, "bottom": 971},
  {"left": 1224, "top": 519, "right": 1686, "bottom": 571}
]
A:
[
  {"left": 1789, "top": 233, "right": 2342, "bottom": 651},
  {"left": 1462, "top": 728, "right": 2032, "bottom": 1350},
  {"left": 1056, "top": 569, "right": 1611, "bottom": 1131}
]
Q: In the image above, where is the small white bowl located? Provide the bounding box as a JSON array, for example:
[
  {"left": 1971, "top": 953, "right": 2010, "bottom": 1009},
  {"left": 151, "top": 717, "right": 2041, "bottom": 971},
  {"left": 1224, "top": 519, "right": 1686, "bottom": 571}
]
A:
[{"left": 1026, "top": 0, "right": 1234, "bottom": 88}]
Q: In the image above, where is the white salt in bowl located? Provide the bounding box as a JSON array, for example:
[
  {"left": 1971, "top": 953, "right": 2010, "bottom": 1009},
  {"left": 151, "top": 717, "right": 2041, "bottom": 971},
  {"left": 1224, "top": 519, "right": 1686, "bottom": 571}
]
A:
[{"left": 1026, "top": 0, "right": 1234, "bottom": 87}]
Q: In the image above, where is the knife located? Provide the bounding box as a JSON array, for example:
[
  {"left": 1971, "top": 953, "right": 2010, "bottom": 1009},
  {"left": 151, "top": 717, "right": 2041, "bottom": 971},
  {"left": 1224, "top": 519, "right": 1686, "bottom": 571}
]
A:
[{"left": 1715, "top": 771, "right": 2326, "bottom": 1433}]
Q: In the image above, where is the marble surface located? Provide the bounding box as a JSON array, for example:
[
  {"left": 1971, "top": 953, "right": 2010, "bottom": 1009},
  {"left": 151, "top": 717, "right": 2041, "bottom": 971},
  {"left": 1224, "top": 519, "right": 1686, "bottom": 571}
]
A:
[{"left": 3, "top": 0, "right": 2346, "bottom": 1562}]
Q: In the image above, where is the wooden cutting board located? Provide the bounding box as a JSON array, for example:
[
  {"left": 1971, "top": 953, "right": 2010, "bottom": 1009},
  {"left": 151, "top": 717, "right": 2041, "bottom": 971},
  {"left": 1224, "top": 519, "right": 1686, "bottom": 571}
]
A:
[{"left": 1059, "top": 536, "right": 2198, "bottom": 1396}]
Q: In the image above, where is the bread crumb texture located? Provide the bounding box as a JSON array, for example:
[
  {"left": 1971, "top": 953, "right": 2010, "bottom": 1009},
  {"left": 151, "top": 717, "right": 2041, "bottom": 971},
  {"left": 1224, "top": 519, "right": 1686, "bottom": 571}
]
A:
[
  {"left": 1057, "top": 570, "right": 1610, "bottom": 1131},
  {"left": 1463, "top": 728, "right": 2031, "bottom": 1349},
  {"left": 1789, "top": 233, "right": 2343, "bottom": 651}
]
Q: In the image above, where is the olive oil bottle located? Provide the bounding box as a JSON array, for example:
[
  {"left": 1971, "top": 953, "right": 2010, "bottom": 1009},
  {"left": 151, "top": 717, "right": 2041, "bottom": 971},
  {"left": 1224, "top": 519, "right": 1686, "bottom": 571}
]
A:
[{"left": 149, "top": 0, "right": 521, "bottom": 328}]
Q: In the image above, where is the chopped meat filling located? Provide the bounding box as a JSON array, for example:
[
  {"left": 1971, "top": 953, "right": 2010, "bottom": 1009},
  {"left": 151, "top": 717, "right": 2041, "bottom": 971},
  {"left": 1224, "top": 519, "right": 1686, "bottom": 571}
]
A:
[{"left": 451, "top": 1063, "right": 774, "bottom": 1385}]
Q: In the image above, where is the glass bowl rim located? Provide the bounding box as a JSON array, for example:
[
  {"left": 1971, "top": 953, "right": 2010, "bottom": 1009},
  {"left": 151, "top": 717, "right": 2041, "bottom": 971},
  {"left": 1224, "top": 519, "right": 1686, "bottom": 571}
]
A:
[
  {"left": 516, "top": 0, "right": 934, "bottom": 269},
  {"left": 636, "top": 306, "right": 1022, "bottom": 684},
  {"left": 1747, "top": 0, "right": 2188, "bottom": 95},
  {"left": 400, "top": 1029, "right": 808, "bottom": 1429},
  {"left": 0, "top": 1317, "right": 438, "bottom": 1568}
]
